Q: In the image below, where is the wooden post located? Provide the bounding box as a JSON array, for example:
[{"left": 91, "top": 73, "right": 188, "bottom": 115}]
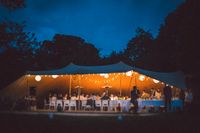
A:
[
  {"left": 69, "top": 75, "right": 72, "bottom": 97},
  {"left": 119, "top": 74, "right": 122, "bottom": 96}
]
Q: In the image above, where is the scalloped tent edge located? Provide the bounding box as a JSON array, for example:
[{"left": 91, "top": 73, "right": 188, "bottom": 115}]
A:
[{"left": 26, "top": 61, "right": 186, "bottom": 90}]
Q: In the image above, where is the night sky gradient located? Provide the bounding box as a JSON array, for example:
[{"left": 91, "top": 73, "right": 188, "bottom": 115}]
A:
[{"left": 0, "top": 0, "right": 184, "bottom": 56}]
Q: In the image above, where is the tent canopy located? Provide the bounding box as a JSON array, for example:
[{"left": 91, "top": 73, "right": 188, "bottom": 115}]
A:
[{"left": 27, "top": 62, "right": 186, "bottom": 89}]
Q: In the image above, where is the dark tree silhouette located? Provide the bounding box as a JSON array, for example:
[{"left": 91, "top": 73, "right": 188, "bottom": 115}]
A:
[
  {"left": 34, "top": 34, "right": 101, "bottom": 70},
  {"left": 147, "top": 0, "right": 200, "bottom": 110},
  {"left": 0, "top": 0, "right": 25, "bottom": 10},
  {"left": 124, "top": 28, "right": 154, "bottom": 66},
  {"left": 0, "top": 21, "right": 38, "bottom": 89}
]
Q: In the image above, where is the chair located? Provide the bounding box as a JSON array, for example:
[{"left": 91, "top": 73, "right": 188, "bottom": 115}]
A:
[
  {"left": 56, "top": 100, "right": 63, "bottom": 108},
  {"left": 49, "top": 100, "right": 56, "bottom": 110},
  {"left": 109, "top": 100, "right": 117, "bottom": 111},
  {"left": 102, "top": 100, "right": 109, "bottom": 111},
  {"left": 95, "top": 100, "right": 102, "bottom": 111},
  {"left": 63, "top": 100, "right": 70, "bottom": 111},
  {"left": 69, "top": 100, "right": 77, "bottom": 111},
  {"left": 81, "top": 100, "right": 87, "bottom": 110},
  {"left": 44, "top": 99, "right": 50, "bottom": 109}
]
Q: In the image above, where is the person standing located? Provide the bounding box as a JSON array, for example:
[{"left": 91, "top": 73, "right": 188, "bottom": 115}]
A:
[
  {"left": 130, "top": 86, "right": 140, "bottom": 113},
  {"left": 185, "top": 89, "right": 193, "bottom": 112},
  {"left": 163, "top": 84, "right": 172, "bottom": 112}
]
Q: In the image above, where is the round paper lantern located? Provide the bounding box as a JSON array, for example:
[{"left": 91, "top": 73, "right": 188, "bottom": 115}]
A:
[{"left": 35, "top": 75, "right": 41, "bottom": 81}]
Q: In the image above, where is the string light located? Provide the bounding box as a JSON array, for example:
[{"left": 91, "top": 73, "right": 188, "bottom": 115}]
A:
[
  {"left": 139, "top": 75, "right": 145, "bottom": 81},
  {"left": 126, "top": 71, "right": 133, "bottom": 76},
  {"left": 35, "top": 75, "right": 41, "bottom": 81},
  {"left": 52, "top": 75, "right": 58, "bottom": 79},
  {"left": 153, "top": 79, "right": 159, "bottom": 83}
]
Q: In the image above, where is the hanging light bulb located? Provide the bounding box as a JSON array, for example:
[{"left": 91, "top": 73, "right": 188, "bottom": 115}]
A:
[
  {"left": 100, "top": 73, "right": 105, "bottom": 77},
  {"left": 126, "top": 71, "right": 133, "bottom": 76},
  {"left": 139, "top": 75, "right": 145, "bottom": 81},
  {"left": 52, "top": 75, "right": 58, "bottom": 79},
  {"left": 104, "top": 74, "right": 109, "bottom": 78},
  {"left": 35, "top": 75, "right": 41, "bottom": 81},
  {"left": 153, "top": 79, "right": 159, "bottom": 83}
]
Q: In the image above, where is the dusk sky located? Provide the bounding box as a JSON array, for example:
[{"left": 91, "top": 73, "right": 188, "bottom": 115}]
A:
[{"left": 0, "top": 0, "right": 184, "bottom": 56}]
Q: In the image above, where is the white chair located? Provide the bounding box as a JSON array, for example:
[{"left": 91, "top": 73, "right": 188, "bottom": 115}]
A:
[
  {"left": 63, "top": 100, "right": 70, "bottom": 111},
  {"left": 116, "top": 100, "right": 123, "bottom": 112},
  {"left": 69, "top": 100, "right": 77, "bottom": 111},
  {"left": 109, "top": 100, "right": 117, "bottom": 111},
  {"left": 95, "top": 100, "right": 102, "bottom": 111},
  {"left": 102, "top": 100, "right": 109, "bottom": 111},
  {"left": 56, "top": 100, "right": 63, "bottom": 108},
  {"left": 81, "top": 100, "right": 87, "bottom": 110},
  {"left": 44, "top": 99, "right": 50, "bottom": 109},
  {"left": 49, "top": 100, "right": 56, "bottom": 110}
]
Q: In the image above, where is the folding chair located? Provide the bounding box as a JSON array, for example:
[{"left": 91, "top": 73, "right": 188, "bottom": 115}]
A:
[
  {"left": 102, "top": 100, "right": 109, "bottom": 111},
  {"left": 109, "top": 100, "right": 117, "bottom": 111},
  {"left": 95, "top": 100, "right": 102, "bottom": 111},
  {"left": 63, "top": 100, "right": 70, "bottom": 111},
  {"left": 69, "top": 100, "right": 77, "bottom": 111},
  {"left": 49, "top": 100, "right": 56, "bottom": 110}
]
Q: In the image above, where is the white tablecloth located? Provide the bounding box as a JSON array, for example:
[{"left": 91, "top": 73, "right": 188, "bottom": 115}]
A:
[{"left": 114, "top": 99, "right": 183, "bottom": 112}]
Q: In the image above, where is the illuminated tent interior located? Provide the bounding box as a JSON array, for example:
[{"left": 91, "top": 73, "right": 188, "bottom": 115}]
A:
[{"left": 0, "top": 62, "right": 186, "bottom": 101}]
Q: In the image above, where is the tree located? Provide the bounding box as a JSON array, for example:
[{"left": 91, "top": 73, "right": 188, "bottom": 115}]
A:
[
  {"left": 0, "top": 0, "right": 25, "bottom": 10},
  {"left": 124, "top": 27, "right": 154, "bottom": 65},
  {"left": 0, "top": 21, "right": 38, "bottom": 89},
  {"left": 154, "top": 0, "right": 200, "bottom": 110},
  {"left": 34, "top": 34, "right": 101, "bottom": 70}
]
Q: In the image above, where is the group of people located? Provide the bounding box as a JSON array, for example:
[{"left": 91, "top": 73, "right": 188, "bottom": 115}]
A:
[
  {"left": 140, "top": 88, "right": 162, "bottom": 100},
  {"left": 45, "top": 91, "right": 131, "bottom": 104},
  {"left": 44, "top": 84, "right": 193, "bottom": 113},
  {"left": 130, "top": 85, "right": 193, "bottom": 113}
]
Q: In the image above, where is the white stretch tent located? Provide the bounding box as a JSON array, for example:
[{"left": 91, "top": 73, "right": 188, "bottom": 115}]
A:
[{"left": 27, "top": 62, "right": 186, "bottom": 89}]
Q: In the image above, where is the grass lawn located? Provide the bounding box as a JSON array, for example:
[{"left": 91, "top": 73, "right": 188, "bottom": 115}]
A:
[{"left": 0, "top": 112, "right": 199, "bottom": 133}]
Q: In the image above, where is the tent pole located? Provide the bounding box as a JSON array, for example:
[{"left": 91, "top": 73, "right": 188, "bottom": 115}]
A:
[
  {"left": 128, "top": 75, "right": 133, "bottom": 96},
  {"left": 119, "top": 73, "right": 122, "bottom": 96},
  {"left": 26, "top": 75, "right": 29, "bottom": 96},
  {"left": 69, "top": 75, "right": 72, "bottom": 97}
]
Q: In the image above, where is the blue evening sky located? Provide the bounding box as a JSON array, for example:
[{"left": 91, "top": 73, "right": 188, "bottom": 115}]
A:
[{"left": 0, "top": 0, "right": 184, "bottom": 56}]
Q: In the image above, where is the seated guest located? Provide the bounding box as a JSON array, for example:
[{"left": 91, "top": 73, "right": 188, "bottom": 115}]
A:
[
  {"left": 63, "top": 93, "right": 69, "bottom": 100},
  {"left": 155, "top": 89, "right": 162, "bottom": 100},
  {"left": 96, "top": 95, "right": 101, "bottom": 100},
  {"left": 57, "top": 93, "right": 63, "bottom": 100},
  {"left": 113, "top": 95, "right": 118, "bottom": 100},
  {"left": 52, "top": 94, "right": 57, "bottom": 101},
  {"left": 101, "top": 91, "right": 110, "bottom": 100},
  {"left": 141, "top": 90, "right": 150, "bottom": 99},
  {"left": 110, "top": 94, "right": 114, "bottom": 100},
  {"left": 71, "top": 94, "right": 77, "bottom": 100},
  {"left": 125, "top": 96, "right": 130, "bottom": 100},
  {"left": 48, "top": 93, "right": 52, "bottom": 101},
  {"left": 80, "top": 94, "right": 85, "bottom": 100},
  {"left": 150, "top": 88, "right": 156, "bottom": 99}
]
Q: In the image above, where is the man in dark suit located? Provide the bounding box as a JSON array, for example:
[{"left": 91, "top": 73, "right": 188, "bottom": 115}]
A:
[
  {"left": 130, "top": 86, "right": 140, "bottom": 113},
  {"left": 163, "top": 84, "right": 172, "bottom": 112}
]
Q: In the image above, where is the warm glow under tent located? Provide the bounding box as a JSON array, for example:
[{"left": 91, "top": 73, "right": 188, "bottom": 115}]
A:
[
  {"left": 0, "top": 62, "right": 186, "bottom": 101},
  {"left": 27, "top": 62, "right": 186, "bottom": 89}
]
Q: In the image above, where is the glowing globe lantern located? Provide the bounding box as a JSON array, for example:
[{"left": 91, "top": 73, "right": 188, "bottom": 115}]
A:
[
  {"left": 100, "top": 73, "right": 105, "bottom": 77},
  {"left": 104, "top": 74, "right": 109, "bottom": 79},
  {"left": 52, "top": 75, "right": 58, "bottom": 79},
  {"left": 153, "top": 79, "right": 159, "bottom": 83},
  {"left": 126, "top": 71, "right": 133, "bottom": 76},
  {"left": 139, "top": 75, "right": 145, "bottom": 81},
  {"left": 35, "top": 75, "right": 41, "bottom": 81}
]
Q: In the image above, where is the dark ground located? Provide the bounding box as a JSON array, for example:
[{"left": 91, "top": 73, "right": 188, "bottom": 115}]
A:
[{"left": 0, "top": 112, "right": 199, "bottom": 133}]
